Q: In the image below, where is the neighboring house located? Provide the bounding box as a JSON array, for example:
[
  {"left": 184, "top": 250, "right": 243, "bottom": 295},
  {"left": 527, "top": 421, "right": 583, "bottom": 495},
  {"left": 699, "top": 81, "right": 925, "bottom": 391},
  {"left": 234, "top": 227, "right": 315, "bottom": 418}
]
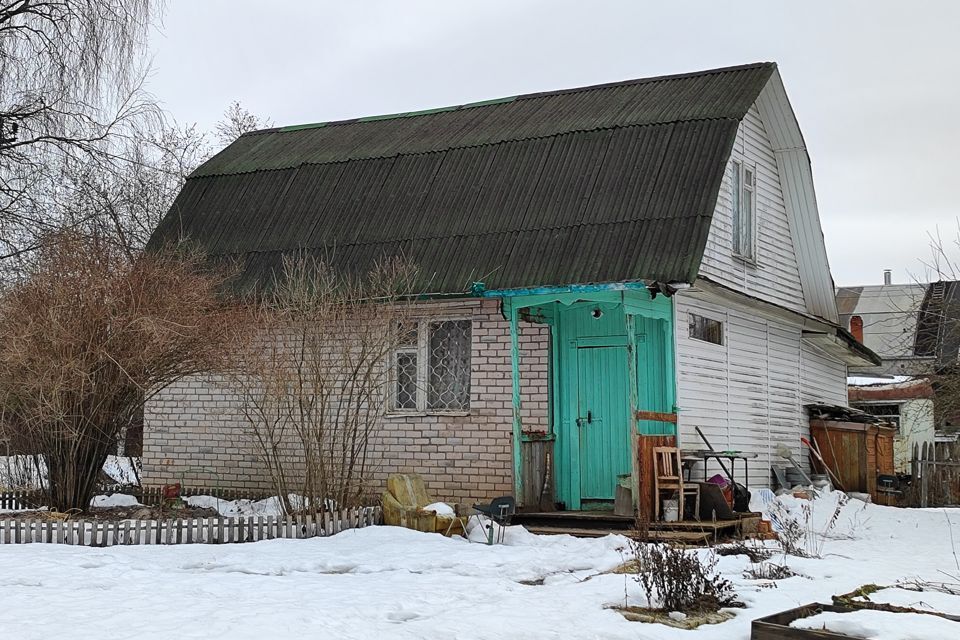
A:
[
  {"left": 838, "top": 277, "right": 960, "bottom": 467},
  {"left": 837, "top": 277, "right": 960, "bottom": 377},
  {"left": 848, "top": 376, "right": 934, "bottom": 472},
  {"left": 143, "top": 62, "right": 877, "bottom": 512}
]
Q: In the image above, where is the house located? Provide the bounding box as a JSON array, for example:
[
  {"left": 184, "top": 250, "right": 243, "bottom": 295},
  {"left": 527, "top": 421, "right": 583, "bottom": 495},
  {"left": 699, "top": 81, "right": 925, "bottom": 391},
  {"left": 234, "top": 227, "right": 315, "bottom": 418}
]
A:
[
  {"left": 836, "top": 275, "right": 960, "bottom": 377},
  {"left": 143, "top": 62, "right": 877, "bottom": 514},
  {"left": 838, "top": 276, "right": 960, "bottom": 470}
]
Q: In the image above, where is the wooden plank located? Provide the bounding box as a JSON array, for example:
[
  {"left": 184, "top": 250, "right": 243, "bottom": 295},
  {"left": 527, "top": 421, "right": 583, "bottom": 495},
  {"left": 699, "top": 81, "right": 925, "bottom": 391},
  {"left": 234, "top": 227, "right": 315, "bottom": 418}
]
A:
[
  {"left": 752, "top": 604, "right": 875, "bottom": 640},
  {"left": 635, "top": 434, "right": 677, "bottom": 522},
  {"left": 521, "top": 439, "right": 555, "bottom": 511},
  {"left": 922, "top": 460, "right": 930, "bottom": 508},
  {"left": 634, "top": 410, "right": 678, "bottom": 424}
]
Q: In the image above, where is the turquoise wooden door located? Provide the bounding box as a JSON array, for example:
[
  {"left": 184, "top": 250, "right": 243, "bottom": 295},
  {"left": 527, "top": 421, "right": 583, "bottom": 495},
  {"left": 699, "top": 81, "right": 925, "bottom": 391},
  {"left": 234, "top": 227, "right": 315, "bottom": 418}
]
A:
[{"left": 577, "top": 345, "right": 632, "bottom": 501}]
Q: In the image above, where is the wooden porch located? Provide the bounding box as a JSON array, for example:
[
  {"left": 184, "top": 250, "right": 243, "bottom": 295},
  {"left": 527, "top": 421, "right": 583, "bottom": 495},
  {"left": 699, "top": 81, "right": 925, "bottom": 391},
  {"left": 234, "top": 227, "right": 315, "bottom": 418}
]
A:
[{"left": 512, "top": 511, "right": 743, "bottom": 545}]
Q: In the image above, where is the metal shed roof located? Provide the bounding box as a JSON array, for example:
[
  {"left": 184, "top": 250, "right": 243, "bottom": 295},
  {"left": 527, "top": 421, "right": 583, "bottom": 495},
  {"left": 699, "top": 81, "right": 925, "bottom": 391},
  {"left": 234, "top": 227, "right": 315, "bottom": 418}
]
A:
[{"left": 149, "top": 62, "right": 777, "bottom": 294}]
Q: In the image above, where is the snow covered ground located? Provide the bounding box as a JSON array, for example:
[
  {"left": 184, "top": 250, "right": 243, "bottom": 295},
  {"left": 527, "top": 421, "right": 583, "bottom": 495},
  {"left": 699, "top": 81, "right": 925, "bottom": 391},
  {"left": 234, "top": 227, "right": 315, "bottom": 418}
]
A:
[
  {"left": 1, "top": 454, "right": 140, "bottom": 488},
  {"left": 0, "top": 492, "right": 958, "bottom": 639}
]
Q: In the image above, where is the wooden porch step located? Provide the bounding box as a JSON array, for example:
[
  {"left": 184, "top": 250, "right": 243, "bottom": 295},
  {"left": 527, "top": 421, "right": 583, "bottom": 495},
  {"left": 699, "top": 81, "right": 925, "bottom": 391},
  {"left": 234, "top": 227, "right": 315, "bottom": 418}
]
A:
[
  {"left": 513, "top": 511, "right": 634, "bottom": 530},
  {"left": 522, "top": 525, "right": 712, "bottom": 544}
]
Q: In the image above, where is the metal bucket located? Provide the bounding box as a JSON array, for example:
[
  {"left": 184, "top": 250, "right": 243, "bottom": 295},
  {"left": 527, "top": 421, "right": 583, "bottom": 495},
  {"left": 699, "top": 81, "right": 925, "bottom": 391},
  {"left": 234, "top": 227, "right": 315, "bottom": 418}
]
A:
[{"left": 662, "top": 498, "right": 680, "bottom": 522}]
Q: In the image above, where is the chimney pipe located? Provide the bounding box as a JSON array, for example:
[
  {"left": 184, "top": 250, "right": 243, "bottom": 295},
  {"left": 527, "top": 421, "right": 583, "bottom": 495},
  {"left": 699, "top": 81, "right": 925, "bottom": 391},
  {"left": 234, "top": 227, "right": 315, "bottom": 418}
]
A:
[
  {"left": 883, "top": 269, "right": 892, "bottom": 285},
  {"left": 850, "top": 315, "right": 864, "bottom": 343}
]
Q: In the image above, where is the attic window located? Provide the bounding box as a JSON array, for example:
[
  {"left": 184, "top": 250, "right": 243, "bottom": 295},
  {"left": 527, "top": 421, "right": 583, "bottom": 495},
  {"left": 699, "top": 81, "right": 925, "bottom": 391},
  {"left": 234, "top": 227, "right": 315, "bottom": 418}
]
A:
[
  {"left": 689, "top": 313, "right": 723, "bottom": 345},
  {"left": 731, "top": 160, "right": 756, "bottom": 261}
]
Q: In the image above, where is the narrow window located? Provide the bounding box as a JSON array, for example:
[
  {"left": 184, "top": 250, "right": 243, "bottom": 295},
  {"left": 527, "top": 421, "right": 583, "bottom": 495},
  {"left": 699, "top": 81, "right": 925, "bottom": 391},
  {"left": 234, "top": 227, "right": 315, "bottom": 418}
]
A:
[
  {"left": 731, "top": 160, "right": 742, "bottom": 255},
  {"left": 393, "top": 323, "right": 419, "bottom": 410},
  {"left": 731, "top": 161, "right": 756, "bottom": 260},
  {"left": 689, "top": 313, "right": 723, "bottom": 345}
]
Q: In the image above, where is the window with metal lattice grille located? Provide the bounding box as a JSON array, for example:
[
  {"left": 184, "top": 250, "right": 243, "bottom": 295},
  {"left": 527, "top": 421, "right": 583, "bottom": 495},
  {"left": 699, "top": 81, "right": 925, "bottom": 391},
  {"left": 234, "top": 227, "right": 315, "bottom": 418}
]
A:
[{"left": 392, "top": 319, "right": 471, "bottom": 412}]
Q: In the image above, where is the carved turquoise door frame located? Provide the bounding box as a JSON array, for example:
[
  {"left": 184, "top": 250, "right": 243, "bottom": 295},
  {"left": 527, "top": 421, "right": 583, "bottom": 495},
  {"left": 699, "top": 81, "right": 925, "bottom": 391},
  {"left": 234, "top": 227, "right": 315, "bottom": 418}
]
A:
[{"left": 492, "top": 284, "right": 675, "bottom": 509}]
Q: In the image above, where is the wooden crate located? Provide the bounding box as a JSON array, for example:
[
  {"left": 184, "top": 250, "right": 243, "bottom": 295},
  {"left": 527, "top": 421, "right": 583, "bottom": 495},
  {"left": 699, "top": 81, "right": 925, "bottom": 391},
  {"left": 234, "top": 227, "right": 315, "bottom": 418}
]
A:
[
  {"left": 753, "top": 604, "right": 872, "bottom": 639},
  {"left": 752, "top": 602, "right": 960, "bottom": 639}
]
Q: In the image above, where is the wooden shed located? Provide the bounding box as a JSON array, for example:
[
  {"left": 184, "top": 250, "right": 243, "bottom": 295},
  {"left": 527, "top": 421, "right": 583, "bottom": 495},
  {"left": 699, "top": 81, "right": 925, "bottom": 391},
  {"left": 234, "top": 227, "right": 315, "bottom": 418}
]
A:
[{"left": 809, "top": 418, "right": 895, "bottom": 500}]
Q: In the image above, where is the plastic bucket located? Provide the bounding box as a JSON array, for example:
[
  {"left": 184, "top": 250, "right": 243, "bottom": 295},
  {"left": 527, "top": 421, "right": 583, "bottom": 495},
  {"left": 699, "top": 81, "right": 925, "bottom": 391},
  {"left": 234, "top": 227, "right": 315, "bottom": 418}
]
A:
[{"left": 662, "top": 498, "right": 680, "bottom": 522}]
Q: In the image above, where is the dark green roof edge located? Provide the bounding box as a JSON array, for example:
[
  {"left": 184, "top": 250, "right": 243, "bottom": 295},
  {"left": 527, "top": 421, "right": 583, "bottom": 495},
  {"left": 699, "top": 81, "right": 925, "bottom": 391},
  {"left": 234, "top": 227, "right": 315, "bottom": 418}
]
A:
[{"left": 247, "top": 61, "right": 774, "bottom": 137}]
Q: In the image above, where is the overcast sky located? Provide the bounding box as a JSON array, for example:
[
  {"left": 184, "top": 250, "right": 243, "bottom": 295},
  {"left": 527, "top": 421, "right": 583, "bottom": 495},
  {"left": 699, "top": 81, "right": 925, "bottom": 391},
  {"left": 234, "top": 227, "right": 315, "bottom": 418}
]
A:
[{"left": 147, "top": 1, "right": 960, "bottom": 287}]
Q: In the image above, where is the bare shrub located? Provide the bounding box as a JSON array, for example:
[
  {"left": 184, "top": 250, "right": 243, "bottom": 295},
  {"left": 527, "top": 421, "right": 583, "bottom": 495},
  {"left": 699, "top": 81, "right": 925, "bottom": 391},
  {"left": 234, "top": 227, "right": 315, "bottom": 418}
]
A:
[
  {"left": 715, "top": 540, "right": 774, "bottom": 564},
  {"left": 0, "top": 232, "right": 244, "bottom": 510},
  {"left": 744, "top": 562, "right": 798, "bottom": 581},
  {"left": 628, "top": 538, "right": 741, "bottom": 613},
  {"left": 767, "top": 493, "right": 850, "bottom": 557},
  {"left": 230, "top": 253, "right": 419, "bottom": 513}
]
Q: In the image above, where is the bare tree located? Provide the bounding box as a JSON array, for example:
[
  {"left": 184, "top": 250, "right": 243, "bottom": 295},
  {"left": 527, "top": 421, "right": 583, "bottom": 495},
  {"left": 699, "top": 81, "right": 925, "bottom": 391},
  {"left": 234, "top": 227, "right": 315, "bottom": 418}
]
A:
[
  {"left": 0, "top": 1, "right": 161, "bottom": 257},
  {"left": 216, "top": 101, "right": 272, "bottom": 147},
  {"left": 0, "top": 1, "right": 272, "bottom": 267},
  {"left": 230, "top": 254, "right": 419, "bottom": 513},
  {"left": 0, "top": 231, "right": 247, "bottom": 511}
]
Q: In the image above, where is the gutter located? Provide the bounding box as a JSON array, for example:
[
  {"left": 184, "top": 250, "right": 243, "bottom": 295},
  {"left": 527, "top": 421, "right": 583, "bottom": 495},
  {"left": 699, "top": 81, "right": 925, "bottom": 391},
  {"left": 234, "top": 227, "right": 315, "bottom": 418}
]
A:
[
  {"left": 691, "top": 276, "right": 882, "bottom": 367},
  {"left": 474, "top": 280, "right": 689, "bottom": 298}
]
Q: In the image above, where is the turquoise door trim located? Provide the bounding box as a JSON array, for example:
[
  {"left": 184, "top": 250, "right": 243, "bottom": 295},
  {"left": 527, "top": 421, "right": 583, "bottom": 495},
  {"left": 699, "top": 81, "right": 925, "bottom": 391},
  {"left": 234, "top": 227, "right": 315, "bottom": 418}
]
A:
[{"left": 498, "top": 289, "right": 675, "bottom": 510}]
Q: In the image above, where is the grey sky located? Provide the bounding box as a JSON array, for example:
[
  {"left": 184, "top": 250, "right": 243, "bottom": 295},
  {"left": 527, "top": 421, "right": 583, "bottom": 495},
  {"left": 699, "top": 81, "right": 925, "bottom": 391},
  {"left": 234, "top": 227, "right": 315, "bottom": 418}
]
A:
[{"left": 147, "top": 1, "right": 960, "bottom": 288}]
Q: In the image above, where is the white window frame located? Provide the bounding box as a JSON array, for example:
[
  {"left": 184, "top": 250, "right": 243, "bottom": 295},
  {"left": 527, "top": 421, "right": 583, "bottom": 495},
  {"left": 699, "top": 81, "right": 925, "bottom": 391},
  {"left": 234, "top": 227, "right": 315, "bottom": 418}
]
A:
[
  {"left": 388, "top": 317, "right": 472, "bottom": 415},
  {"left": 731, "top": 159, "right": 758, "bottom": 263}
]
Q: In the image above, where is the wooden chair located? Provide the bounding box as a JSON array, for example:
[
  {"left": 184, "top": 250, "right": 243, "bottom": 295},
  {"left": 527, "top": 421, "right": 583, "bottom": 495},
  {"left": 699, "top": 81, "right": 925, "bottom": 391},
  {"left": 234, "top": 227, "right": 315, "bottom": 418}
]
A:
[{"left": 653, "top": 446, "right": 700, "bottom": 521}]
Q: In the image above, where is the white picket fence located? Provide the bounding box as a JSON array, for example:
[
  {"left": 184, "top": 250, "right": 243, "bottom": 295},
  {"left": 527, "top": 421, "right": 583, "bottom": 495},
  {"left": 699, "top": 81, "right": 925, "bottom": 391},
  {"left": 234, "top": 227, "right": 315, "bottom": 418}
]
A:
[{"left": 0, "top": 506, "right": 381, "bottom": 546}]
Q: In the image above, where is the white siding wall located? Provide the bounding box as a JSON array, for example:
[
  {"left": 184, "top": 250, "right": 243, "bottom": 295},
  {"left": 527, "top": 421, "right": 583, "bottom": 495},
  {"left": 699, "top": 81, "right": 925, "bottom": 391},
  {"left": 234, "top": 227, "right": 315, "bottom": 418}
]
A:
[
  {"left": 800, "top": 340, "right": 848, "bottom": 407},
  {"left": 676, "top": 292, "right": 848, "bottom": 488},
  {"left": 699, "top": 104, "right": 807, "bottom": 315}
]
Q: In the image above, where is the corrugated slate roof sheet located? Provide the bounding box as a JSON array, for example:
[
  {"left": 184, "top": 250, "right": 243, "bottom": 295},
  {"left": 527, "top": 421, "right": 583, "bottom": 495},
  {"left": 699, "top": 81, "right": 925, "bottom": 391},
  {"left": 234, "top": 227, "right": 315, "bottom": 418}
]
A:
[{"left": 150, "top": 62, "right": 776, "bottom": 293}]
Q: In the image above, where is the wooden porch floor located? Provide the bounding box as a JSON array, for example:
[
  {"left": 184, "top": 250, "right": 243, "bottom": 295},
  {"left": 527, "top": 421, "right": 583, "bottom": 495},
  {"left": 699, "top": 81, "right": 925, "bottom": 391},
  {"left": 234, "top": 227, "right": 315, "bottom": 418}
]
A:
[{"left": 512, "top": 511, "right": 742, "bottom": 544}]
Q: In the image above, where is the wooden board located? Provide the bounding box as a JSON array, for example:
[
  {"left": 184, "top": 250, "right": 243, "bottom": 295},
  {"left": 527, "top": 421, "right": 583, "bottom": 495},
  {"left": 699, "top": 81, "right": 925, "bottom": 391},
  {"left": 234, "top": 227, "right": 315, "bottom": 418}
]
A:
[
  {"left": 522, "top": 525, "right": 710, "bottom": 544},
  {"left": 752, "top": 603, "right": 960, "bottom": 640},
  {"left": 752, "top": 604, "right": 868, "bottom": 639},
  {"left": 635, "top": 434, "right": 677, "bottom": 522},
  {"left": 520, "top": 439, "right": 555, "bottom": 511}
]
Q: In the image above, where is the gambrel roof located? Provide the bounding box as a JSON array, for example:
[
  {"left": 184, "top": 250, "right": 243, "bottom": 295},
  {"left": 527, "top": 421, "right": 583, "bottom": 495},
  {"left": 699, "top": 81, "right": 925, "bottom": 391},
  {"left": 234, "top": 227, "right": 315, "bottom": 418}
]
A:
[{"left": 149, "top": 63, "right": 778, "bottom": 294}]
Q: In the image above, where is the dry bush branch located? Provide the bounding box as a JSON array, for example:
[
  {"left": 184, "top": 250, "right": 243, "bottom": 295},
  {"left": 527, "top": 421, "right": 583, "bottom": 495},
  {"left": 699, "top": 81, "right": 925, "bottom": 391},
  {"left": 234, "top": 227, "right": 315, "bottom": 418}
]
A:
[
  {"left": 229, "top": 253, "right": 420, "bottom": 513},
  {"left": 0, "top": 231, "right": 246, "bottom": 510}
]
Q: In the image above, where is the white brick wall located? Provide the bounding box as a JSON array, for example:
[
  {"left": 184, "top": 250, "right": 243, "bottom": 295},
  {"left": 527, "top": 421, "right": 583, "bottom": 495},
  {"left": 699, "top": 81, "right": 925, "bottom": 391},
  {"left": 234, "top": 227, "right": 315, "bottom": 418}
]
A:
[{"left": 142, "top": 298, "right": 549, "bottom": 508}]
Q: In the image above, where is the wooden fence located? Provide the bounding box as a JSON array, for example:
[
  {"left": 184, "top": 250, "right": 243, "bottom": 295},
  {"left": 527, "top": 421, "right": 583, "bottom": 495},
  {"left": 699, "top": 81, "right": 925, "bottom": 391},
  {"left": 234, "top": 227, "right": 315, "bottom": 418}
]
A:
[
  {"left": 0, "top": 489, "right": 44, "bottom": 510},
  {"left": 0, "top": 485, "right": 275, "bottom": 510},
  {"left": 0, "top": 506, "right": 381, "bottom": 546},
  {"left": 911, "top": 442, "right": 960, "bottom": 507}
]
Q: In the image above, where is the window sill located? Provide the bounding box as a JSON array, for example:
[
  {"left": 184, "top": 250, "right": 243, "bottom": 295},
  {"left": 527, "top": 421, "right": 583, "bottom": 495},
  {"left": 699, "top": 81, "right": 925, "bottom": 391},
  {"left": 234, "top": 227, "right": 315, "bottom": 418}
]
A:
[
  {"left": 732, "top": 252, "right": 758, "bottom": 267},
  {"left": 383, "top": 410, "right": 472, "bottom": 419}
]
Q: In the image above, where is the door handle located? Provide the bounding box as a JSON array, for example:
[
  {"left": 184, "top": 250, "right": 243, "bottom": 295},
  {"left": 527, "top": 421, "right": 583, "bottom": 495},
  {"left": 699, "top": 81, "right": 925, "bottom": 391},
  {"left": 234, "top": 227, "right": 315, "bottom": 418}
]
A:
[
  {"left": 587, "top": 410, "right": 593, "bottom": 425},
  {"left": 577, "top": 411, "right": 594, "bottom": 427}
]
